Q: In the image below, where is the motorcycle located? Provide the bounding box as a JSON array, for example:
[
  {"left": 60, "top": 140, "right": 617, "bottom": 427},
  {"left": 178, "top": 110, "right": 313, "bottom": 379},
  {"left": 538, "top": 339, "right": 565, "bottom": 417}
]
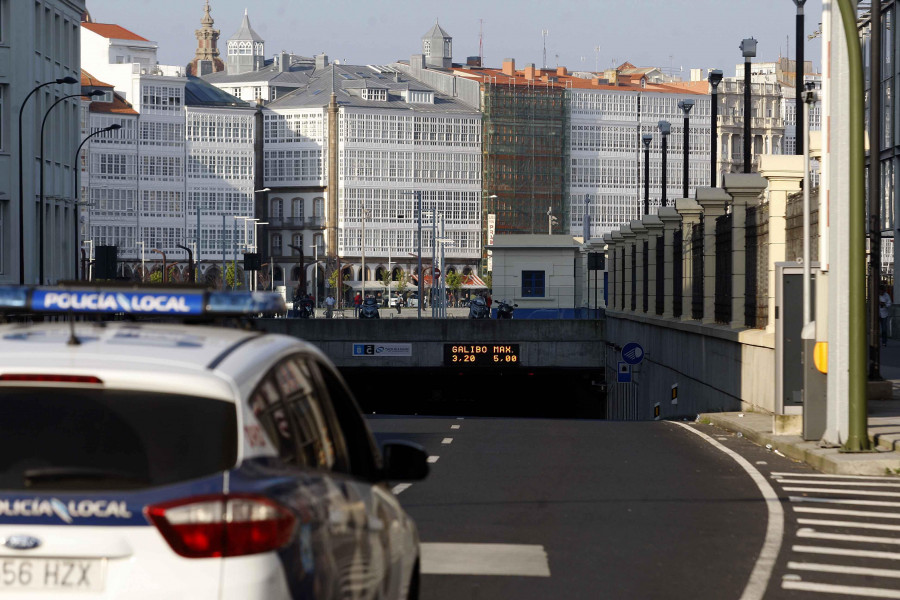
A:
[
  {"left": 358, "top": 297, "right": 381, "bottom": 319},
  {"left": 296, "top": 299, "right": 314, "bottom": 319},
  {"left": 468, "top": 296, "right": 490, "bottom": 319},
  {"left": 496, "top": 300, "right": 518, "bottom": 319}
]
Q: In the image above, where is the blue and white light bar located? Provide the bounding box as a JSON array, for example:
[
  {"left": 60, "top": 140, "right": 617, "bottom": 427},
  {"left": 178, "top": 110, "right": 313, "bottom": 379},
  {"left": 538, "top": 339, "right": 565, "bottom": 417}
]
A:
[{"left": 0, "top": 286, "right": 286, "bottom": 317}]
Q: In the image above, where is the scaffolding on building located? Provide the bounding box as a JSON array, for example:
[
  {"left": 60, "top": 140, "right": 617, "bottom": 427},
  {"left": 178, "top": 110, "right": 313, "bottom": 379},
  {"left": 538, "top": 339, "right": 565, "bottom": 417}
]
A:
[{"left": 481, "top": 83, "right": 569, "bottom": 272}]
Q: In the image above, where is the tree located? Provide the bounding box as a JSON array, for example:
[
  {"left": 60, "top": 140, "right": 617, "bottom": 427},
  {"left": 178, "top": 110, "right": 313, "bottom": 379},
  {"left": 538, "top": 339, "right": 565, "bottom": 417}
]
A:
[
  {"left": 149, "top": 270, "right": 162, "bottom": 284},
  {"left": 446, "top": 271, "right": 464, "bottom": 303},
  {"left": 482, "top": 273, "right": 492, "bottom": 292},
  {"left": 328, "top": 270, "right": 350, "bottom": 297},
  {"left": 225, "top": 263, "right": 243, "bottom": 289}
]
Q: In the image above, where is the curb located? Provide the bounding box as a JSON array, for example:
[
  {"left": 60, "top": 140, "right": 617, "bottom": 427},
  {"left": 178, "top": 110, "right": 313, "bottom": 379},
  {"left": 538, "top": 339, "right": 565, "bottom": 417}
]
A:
[{"left": 699, "top": 412, "right": 900, "bottom": 476}]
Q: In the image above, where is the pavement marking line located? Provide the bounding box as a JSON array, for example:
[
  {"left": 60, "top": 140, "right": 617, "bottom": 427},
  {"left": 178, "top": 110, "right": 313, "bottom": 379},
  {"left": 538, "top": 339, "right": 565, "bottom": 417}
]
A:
[
  {"left": 772, "top": 472, "right": 893, "bottom": 480},
  {"left": 420, "top": 543, "right": 550, "bottom": 577},
  {"left": 442, "top": 438, "right": 453, "bottom": 445},
  {"left": 792, "top": 545, "right": 900, "bottom": 561},
  {"left": 797, "top": 528, "right": 900, "bottom": 545},
  {"left": 787, "top": 561, "right": 900, "bottom": 579},
  {"left": 782, "top": 580, "right": 900, "bottom": 598},
  {"left": 673, "top": 423, "right": 782, "bottom": 600},
  {"left": 783, "top": 486, "right": 900, "bottom": 498},
  {"left": 798, "top": 518, "right": 900, "bottom": 532},
  {"left": 777, "top": 479, "right": 900, "bottom": 489},
  {"left": 793, "top": 506, "right": 900, "bottom": 520},
  {"left": 427, "top": 456, "right": 439, "bottom": 463},
  {"left": 451, "top": 425, "right": 461, "bottom": 430},
  {"left": 392, "top": 483, "right": 412, "bottom": 495},
  {"left": 789, "top": 496, "right": 900, "bottom": 508}
]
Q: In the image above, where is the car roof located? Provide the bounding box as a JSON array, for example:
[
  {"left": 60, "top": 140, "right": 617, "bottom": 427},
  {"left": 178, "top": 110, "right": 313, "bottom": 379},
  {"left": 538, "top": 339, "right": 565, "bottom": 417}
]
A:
[{"left": 0, "top": 321, "right": 321, "bottom": 401}]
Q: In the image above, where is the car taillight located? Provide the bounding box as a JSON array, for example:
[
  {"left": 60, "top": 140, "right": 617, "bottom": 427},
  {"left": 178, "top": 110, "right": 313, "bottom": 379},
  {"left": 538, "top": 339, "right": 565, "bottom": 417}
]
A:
[
  {"left": 0, "top": 374, "right": 103, "bottom": 384},
  {"left": 145, "top": 494, "right": 296, "bottom": 558}
]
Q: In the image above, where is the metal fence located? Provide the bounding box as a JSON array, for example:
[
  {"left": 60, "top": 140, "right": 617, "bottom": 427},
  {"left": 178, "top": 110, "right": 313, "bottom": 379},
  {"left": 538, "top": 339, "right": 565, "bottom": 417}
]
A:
[
  {"left": 673, "top": 230, "right": 683, "bottom": 318},
  {"left": 655, "top": 236, "right": 664, "bottom": 315},
  {"left": 745, "top": 203, "right": 768, "bottom": 328},
  {"left": 714, "top": 213, "right": 733, "bottom": 324},
  {"left": 691, "top": 222, "right": 704, "bottom": 320},
  {"left": 642, "top": 240, "right": 649, "bottom": 313}
]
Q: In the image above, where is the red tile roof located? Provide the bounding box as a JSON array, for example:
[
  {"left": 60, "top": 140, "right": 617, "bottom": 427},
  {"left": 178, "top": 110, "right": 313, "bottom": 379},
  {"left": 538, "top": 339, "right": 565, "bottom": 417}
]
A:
[
  {"left": 81, "top": 70, "right": 113, "bottom": 88},
  {"left": 81, "top": 22, "right": 149, "bottom": 42}
]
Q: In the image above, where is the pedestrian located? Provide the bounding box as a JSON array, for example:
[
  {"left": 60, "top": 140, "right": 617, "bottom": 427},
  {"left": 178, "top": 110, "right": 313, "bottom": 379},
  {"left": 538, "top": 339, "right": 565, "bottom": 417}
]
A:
[
  {"left": 325, "top": 293, "right": 335, "bottom": 319},
  {"left": 880, "top": 284, "right": 893, "bottom": 347},
  {"left": 353, "top": 292, "right": 362, "bottom": 317},
  {"left": 396, "top": 295, "right": 403, "bottom": 315},
  {"left": 486, "top": 293, "right": 492, "bottom": 311}
]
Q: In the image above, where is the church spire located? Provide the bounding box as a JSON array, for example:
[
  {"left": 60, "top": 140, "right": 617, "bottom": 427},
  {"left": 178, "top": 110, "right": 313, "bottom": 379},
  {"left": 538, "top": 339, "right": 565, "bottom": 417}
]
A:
[{"left": 186, "top": 1, "right": 224, "bottom": 76}]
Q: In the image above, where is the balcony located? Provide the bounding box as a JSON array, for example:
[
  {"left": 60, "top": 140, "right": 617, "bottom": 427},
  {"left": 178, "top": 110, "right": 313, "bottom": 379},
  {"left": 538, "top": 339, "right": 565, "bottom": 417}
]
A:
[{"left": 268, "top": 216, "right": 326, "bottom": 230}]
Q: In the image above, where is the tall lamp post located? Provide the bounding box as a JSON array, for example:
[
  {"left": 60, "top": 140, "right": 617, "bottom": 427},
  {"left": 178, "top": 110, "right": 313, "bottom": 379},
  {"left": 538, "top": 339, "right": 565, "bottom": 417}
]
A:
[
  {"left": 677, "top": 99, "right": 695, "bottom": 199},
  {"left": 19, "top": 76, "right": 78, "bottom": 284},
  {"left": 641, "top": 134, "right": 652, "bottom": 216},
  {"left": 152, "top": 248, "right": 167, "bottom": 282},
  {"left": 740, "top": 37, "right": 758, "bottom": 173},
  {"left": 72, "top": 123, "right": 121, "bottom": 280},
  {"left": 175, "top": 244, "right": 193, "bottom": 282},
  {"left": 793, "top": 0, "right": 808, "bottom": 156},
  {"left": 361, "top": 204, "right": 371, "bottom": 299},
  {"left": 253, "top": 221, "right": 268, "bottom": 291},
  {"left": 658, "top": 120, "right": 671, "bottom": 207},
  {"left": 40, "top": 90, "right": 104, "bottom": 284},
  {"left": 708, "top": 70, "right": 723, "bottom": 187}
]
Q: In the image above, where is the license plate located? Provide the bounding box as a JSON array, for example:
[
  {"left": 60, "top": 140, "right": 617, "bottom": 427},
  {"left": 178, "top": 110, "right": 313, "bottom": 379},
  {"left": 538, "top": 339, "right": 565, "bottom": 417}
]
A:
[{"left": 0, "top": 558, "right": 105, "bottom": 591}]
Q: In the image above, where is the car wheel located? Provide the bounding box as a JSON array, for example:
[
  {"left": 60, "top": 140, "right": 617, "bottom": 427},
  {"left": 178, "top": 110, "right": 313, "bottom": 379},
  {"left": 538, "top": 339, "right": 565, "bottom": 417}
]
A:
[{"left": 407, "top": 559, "right": 420, "bottom": 600}]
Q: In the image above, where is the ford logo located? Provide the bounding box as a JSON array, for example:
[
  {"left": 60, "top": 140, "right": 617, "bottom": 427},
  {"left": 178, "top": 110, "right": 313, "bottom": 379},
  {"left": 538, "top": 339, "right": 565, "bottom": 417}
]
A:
[{"left": 4, "top": 535, "right": 41, "bottom": 550}]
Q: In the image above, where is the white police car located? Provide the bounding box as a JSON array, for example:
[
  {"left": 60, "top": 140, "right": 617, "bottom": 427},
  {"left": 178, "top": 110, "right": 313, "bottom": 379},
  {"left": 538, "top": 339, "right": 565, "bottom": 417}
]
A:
[{"left": 0, "top": 285, "right": 427, "bottom": 599}]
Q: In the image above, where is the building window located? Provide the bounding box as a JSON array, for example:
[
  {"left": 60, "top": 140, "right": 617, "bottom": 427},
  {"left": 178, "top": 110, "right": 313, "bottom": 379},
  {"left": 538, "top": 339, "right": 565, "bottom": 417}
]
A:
[
  {"left": 291, "top": 234, "right": 303, "bottom": 254},
  {"left": 522, "top": 270, "right": 545, "bottom": 297},
  {"left": 272, "top": 198, "right": 283, "bottom": 218},
  {"left": 271, "top": 233, "right": 282, "bottom": 256},
  {"left": 292, "top": 198, "right": 304, "bottom": 219}
]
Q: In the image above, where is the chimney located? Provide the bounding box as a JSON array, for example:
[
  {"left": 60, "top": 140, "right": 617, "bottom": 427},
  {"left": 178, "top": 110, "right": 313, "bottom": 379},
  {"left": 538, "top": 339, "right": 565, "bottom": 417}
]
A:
[
  {"left": 279, "top": 51, "right": 290, "bottom": 72},
  {"left": 524, "top": 63, "right": 536, "bottom": 80},
  {"left": 315, "top": 53, "right": 329, "bottom": 70},
  {"left": 502, "top": 58, "right": 516, "bottom": 76},
  {"left": 556, "top": 66, "right": 567, "bottom": 77}
]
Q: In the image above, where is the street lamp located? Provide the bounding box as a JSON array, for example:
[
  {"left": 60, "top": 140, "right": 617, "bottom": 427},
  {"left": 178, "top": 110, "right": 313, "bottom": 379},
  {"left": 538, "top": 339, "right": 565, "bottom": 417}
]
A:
[
  {"left": 641, "top": 134, "right": 652, "bottom": 216},
  {"left": 658, "top": 120, "right": 671, "bottom": 207},
  {"left": 547, "top": 206, "right": 558, "bottom": 235},
  {"left": 40, "top": 90, "right": 104, "bottom": 284},
  {"left": 708, "top": 70, "right": 723, "bottom": 187},
  {"left": 740, "top": 37, "right": 758, "bottom": 173},
  {"left": 18, "top": 75, "right": 78, "bottom": 284},
  {"left": 138, "top": 241, "right": 145, "bottom": 282},
  {"left": 72, "top": 124, "right": 121, "bottom": 280},
  {"left": 361, "top": 204, "right": 371, "bottom": 299},
  {"left": 175, "top": 244, "right": 193, "bottom": 282},
  {"left": 152, "top": 248, "right": 167, "bottom": 283},
  {"left": 678, "top": 99, "right": 695, "bottom": 199},
  {"left": 253, "top": 221, "right": 268, "bottom": 291},
  {"left": 793, "top": 0, "right": 808, "bottom": 156}
]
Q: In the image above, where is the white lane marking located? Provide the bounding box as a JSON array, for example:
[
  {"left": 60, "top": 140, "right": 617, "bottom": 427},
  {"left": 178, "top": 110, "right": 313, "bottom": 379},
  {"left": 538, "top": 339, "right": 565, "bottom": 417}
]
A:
[
  {"left": 421, "top": 543, "right": 550, "bottom": 577},
  {"left": 442, "top": 437, "right": 453, "bottom": 444},
  {"left": 456, "top": 417, "right": 464, "bottom": 420},
  {"left": 427, "top": 456, "right": 440, "bottom": 463},
  {"left": 451, "top": 425, "right": 460, "bottom": 430},
  {"left": 783, "top": 486, "right": 900, "bottom": 498},
  {"left": 756, "top": 461, "right": 768, "bottom": 465},
  {"left": 787, "top": 561, "right": 900, "bottom": 579},
  {"left": 789, "top": 496, "right": 900, "bottom": 508},
  {"left": 778, "top": 479, "right": 900, "bottom": 489},
  {"left": 798, "top": 528, "right": 900, "bottom": 545},
  {"left": 392, "top": 483, "right": 412, "bottom": 495},
  {"left": 798, "top": 518, "right": 900, "bottom": 533},
  {"left": 793, "top": 506, "right": 900, "bottom": 520},
  {"left": 772, "top": 472, "right": 894, "bottom": 480},
  {"left": 782, "top": 580, "right": 900, "bottom": 598},
  {"left": 793, "top": 545, "right": 900, "bottom": 561},
  {"left": 673, "top": 423, "right": 782, "bottom": 600}
]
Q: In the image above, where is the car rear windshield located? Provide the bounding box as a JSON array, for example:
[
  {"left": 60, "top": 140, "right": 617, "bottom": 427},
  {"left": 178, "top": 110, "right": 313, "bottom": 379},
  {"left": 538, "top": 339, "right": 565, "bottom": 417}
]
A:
[{"left": 0, "top": 388, "right": 237, "bottom": 491}]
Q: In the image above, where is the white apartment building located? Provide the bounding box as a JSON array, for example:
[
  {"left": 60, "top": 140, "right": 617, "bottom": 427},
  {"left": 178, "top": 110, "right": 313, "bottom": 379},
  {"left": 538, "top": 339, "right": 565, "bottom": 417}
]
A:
[
  {"left": 80, "top": 19, "right": 258, "bottom": 284},
  {"left": 263, "top": 60, "right": 482, "bottom": 298},
  {"left": 2, "top": 0, "right": 85, "bottom": 284}
]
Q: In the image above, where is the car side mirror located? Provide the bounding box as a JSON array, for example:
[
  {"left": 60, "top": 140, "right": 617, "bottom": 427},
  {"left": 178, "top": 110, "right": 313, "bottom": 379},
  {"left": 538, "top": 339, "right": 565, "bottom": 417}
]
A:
[{"left": 381, "top": 440, "right": 429, "bottom": 481}]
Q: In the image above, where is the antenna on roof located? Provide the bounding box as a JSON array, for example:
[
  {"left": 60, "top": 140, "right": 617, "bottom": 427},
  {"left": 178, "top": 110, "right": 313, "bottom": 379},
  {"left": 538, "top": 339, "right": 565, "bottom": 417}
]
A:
[
  {"left": 542, "top": 29, "right": 549, "bottom": 70},
  {"left": 479, "top": 19, "right": 483, "bottom": 65}
]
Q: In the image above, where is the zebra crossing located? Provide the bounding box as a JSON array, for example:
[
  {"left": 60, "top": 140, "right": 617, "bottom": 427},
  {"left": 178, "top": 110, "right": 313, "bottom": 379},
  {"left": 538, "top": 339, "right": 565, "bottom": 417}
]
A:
[{"left": 772, "top": 471, "right": 900, "bottom": 598}]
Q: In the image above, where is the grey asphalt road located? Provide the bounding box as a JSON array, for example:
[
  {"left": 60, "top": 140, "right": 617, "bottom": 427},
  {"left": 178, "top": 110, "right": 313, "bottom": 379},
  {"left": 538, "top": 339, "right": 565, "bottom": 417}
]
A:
[{"left": 369, "top": 416, "right": 774, "bottom": 600}]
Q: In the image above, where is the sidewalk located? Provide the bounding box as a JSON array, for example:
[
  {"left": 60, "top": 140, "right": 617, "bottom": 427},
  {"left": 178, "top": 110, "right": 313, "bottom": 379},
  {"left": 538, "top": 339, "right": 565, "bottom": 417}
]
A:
[{"left": 700, "top": 342, "right": 900, "bottom": 476}]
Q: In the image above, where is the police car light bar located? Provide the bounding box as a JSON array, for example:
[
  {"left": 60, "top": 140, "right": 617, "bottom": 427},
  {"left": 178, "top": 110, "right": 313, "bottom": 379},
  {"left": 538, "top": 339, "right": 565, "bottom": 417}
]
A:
[{"left": 0, "top": 286, "right": 286, "bottom": 317}]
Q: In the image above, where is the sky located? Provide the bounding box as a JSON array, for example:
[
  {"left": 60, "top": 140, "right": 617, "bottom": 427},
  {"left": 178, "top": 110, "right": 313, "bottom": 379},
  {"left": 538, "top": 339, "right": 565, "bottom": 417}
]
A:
[{"left": 85, "top": 0, "right": 824, "bottom": 78}]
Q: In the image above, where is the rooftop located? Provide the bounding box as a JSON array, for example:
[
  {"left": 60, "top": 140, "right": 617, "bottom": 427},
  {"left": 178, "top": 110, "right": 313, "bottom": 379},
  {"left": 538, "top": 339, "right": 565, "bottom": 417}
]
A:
[{"left": 81, "top": 22, "right": 150, "bottom": 42}]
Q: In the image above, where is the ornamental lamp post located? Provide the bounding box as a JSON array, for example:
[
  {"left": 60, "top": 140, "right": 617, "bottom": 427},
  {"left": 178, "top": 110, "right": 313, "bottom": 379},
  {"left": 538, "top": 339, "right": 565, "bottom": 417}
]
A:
[
  {"left": 72, "top": 123, "right": 121, "bottom": 280},
  {"left": 708, "top": 69, "right": 723, "bottom": 187},
  {"left": 658, "top": 120, "right": 672, "bottom": 207},
  {"left": 792, "top": 0, "right": 808, "bottom": 156},
  {"left": 740, "top": 37, "right": 758, "bottom": 173},
  {"left": 641, "top": 133, "right": 652, "bottom": 216},
  {"left": 19, "top": 76, "right": 78, "bottom": 284},
  {"left": 677, "top": 98, "right": 695, "bottom": 199}
]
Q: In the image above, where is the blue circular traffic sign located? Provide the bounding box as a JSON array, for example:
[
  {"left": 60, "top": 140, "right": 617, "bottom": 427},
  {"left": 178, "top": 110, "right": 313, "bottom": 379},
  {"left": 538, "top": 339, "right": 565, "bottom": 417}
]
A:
[{"left": 621, "top": 342, "right": 644, "bottom": 365}]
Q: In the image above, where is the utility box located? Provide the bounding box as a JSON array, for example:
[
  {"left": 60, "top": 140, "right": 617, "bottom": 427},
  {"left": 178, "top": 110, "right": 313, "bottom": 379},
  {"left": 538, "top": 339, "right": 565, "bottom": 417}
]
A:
[{"left": 775, "top": 263, "right": 825, "bottom": 438}]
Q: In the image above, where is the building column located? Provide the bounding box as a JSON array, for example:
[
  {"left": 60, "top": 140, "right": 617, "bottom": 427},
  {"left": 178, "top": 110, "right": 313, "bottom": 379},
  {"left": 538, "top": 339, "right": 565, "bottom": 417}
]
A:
[
  {"left": 758, "top": 155, "right": 803, "bottom": 332},
  {"left": 676, "top": 198, "right": 703, "bottom": 320},
  {"left": 696, "top": 187, "right": 731, "bottom": 324},
  {"left": 643, "top": 215, "right": 664, "bottom": 315},
  {"left": 620, "top": 225, "right": 635, "bottom": 312},
  {"left": 724, "top": 173, "right": 768, "bottom": 329},
  {"left": 611, "top": 231, "right": 625, "bottom": 310},
  {"left": 657, "top": 207, "right": 682, "bottom": 318},
  {"left": 631, "top": 220, "right": 648, "bottom": 313},
  {"left": 602, "top": 233, "right": 615, "bottom": 309}
]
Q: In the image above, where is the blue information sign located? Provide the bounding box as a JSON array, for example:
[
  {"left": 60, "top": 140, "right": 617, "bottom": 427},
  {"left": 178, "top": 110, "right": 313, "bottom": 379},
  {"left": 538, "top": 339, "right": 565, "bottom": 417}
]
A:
[
  {"left": 616, "top": 361, "right": 632, "bottom": 383},
  {"left": 621, "top": 342, "right": 645, "bottom": 365}
]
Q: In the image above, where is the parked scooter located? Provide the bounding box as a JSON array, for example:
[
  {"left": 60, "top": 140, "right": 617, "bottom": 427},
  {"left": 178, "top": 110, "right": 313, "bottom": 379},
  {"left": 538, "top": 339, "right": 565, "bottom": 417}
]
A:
[
  {"left": 358, "top": 296, "right": 380, "bottom": 319},
  {"left": 468, "top": 296, "right": 490, "bottom": 319},
  {"left": 496, "top": 299, "right": 518, "bottom": 319}
]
